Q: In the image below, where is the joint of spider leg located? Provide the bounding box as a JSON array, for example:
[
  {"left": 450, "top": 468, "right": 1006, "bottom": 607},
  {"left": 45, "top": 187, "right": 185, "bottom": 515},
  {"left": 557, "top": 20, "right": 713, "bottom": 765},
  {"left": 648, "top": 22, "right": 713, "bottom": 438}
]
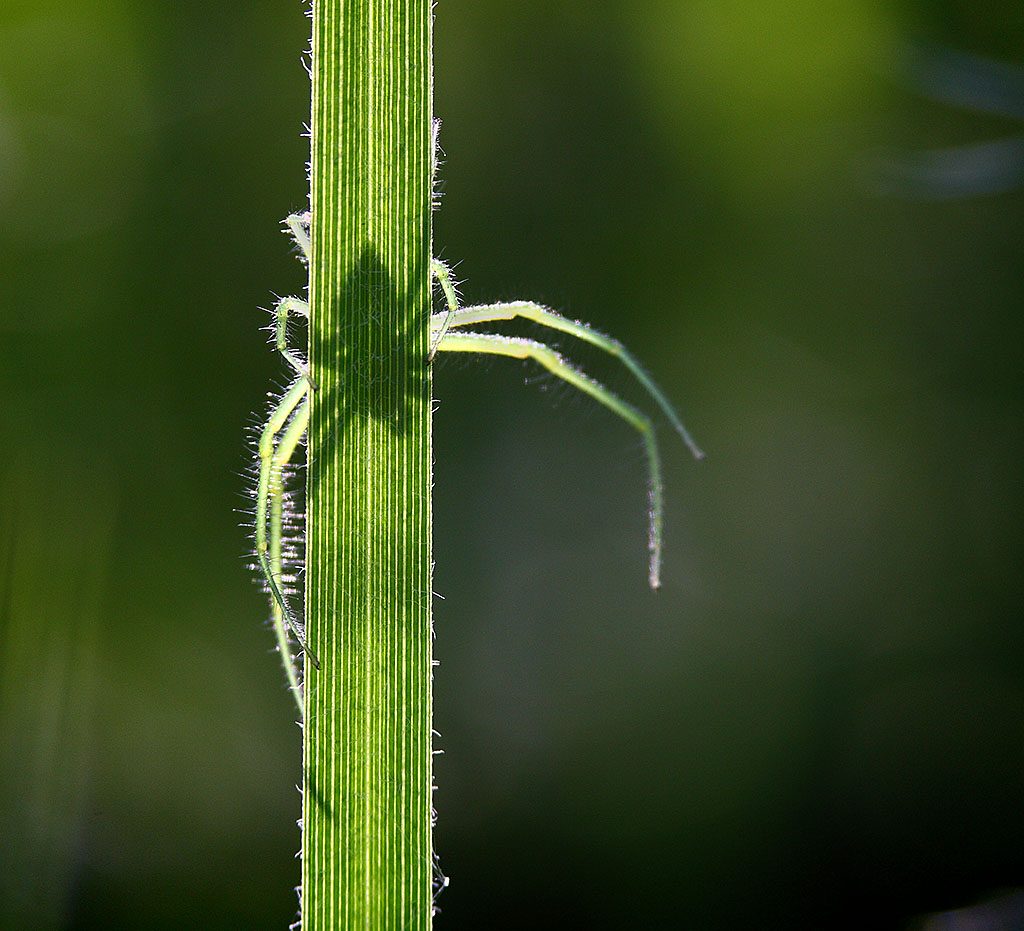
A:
[
  {"left": 273, "top": 301, "right": 317, "bottom": 391},
  {"left": 281, "top": 354, "right": 317, "bottom": 391},
  {"left": 273, "top": 299, "right": 309, "bottom": 347},
  {"left": 428, "top": 258, "right": 461, "bottom": 362},
  {"left": 283, "top": 212, "right": 311, "bottom": 263},
  {"left": 445, "top": 299, "right": 706, "bottom": 462}
]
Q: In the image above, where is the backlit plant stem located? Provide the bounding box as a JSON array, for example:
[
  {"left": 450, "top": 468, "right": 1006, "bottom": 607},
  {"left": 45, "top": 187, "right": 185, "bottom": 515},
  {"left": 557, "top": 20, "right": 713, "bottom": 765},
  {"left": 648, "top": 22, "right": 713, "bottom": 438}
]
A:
[{"left": 302, "top": 1, "right": 434, "bottom": 927}]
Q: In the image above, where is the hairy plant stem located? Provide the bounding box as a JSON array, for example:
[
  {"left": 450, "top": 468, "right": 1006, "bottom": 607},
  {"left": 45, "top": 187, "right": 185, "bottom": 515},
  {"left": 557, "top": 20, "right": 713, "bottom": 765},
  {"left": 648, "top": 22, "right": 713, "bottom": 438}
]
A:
[{"left": 302, "top": 1, "right": 433, "bottom": 927}]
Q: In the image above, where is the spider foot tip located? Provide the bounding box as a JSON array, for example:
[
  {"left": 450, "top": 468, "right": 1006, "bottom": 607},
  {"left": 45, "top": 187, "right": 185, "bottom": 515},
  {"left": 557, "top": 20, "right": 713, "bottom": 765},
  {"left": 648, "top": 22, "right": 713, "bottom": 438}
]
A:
[{"left": 682, "top": 435, "right": 707, "bottom": 461}]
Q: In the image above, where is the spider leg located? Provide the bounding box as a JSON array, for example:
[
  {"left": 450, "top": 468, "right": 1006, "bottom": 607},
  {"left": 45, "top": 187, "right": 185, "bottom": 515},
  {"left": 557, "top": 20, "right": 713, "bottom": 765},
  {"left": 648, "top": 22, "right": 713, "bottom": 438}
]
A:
[
  {"left": 435, "top": 330, "right": 666, "bottom": 589},
  {"left": 283, "top": 211, "right": 311, "bottom": 263},
  {"left": 431, "top": 301, "right": 704, "bottom": 460},
  {"left": 256, "top": 377, "right": 320, "bottom": 668},
  {"left": 273, "top": 296, "right": 317, "bottom": 388},
  {"left": 269, "top": 397, "right": 311, "bottom": 713},
  {"left": 428, "top": 258, "right": 459, "bottom": 361}
]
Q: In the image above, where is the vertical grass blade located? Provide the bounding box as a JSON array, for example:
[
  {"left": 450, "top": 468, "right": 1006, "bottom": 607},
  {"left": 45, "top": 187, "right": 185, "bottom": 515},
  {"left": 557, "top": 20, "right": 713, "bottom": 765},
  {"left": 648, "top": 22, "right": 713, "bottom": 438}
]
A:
[{"left": 302, "top": 1, "right": 434, "bottom": 927}]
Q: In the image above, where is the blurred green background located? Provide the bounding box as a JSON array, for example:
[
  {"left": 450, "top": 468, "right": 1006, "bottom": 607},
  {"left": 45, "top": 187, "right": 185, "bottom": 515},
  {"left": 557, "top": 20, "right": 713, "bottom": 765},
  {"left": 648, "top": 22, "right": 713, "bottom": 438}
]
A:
[{"left": 2, "top": 1, "right": 1023, "bottom": 928}]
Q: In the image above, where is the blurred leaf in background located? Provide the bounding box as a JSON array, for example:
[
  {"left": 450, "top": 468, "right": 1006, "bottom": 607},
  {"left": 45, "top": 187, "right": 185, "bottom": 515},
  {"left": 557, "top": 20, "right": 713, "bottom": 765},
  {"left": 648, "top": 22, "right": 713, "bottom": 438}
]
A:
[{"left": 0, "top": 452, "right": 109, "bottom": 929}]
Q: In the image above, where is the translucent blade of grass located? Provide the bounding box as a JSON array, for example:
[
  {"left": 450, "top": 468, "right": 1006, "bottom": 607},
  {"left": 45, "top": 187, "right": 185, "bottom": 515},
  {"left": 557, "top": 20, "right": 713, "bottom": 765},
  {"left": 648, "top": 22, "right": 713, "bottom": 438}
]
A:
[{"left": 302, "top": 1, "right": 434, "bottom": 928}]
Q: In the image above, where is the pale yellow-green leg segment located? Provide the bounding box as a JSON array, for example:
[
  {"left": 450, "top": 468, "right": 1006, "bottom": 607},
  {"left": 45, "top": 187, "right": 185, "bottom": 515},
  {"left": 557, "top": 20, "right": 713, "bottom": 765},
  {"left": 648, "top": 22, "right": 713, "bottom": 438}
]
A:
[
  {"left": 273, "top": 296, "right": 316, "bottom": 387},
  {"left": 256, "top": 377, "right": 320, "bottom": 668},
  {"left": 269, "top": 397, "right": 311, "bottom": 713},
  {"left": 432, "top": 301, "right": 705, "bottom": 461},
  {"left": 435, "top": 331, "right": 666, "bottom": 589},
  {"left": 428, "top": 258, "right": 459, "bottom": 361},
  {"left": 283, "top": 211, "right": 311, "bottom": 263}
]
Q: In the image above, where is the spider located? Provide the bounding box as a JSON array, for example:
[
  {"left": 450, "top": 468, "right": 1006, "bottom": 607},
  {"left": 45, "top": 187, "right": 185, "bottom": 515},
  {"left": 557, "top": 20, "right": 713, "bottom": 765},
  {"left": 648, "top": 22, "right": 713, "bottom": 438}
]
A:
[{"left": 254, "top": 212, "right": 704, "bottom": 712}]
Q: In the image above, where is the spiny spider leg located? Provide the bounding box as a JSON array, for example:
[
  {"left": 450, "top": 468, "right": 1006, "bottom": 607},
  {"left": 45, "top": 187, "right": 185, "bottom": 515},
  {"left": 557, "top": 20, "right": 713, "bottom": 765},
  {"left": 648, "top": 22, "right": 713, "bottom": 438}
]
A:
[
  {"left": 434, "top": 330, "right": 666, "bottom": 589},
  {"left": 273, "top": 296, "right": 317, "bottom": 388},
  {"left": 258, "top": 208, "right": 700, "bottom": 691},
  {"left": 284, "top": 211, "right": 311, "bottom": 263},
  {"left": 256, "top": 376, "right": 320, "bottom": 668},
  {"left": 432, "top": 301, "right": 705, "bottom": 461},
  {"left": 268, "top": 397, "right": 310, "bottom": 712},
  {"left": 428, "top": 259, "right": 459, "bottom": 361}
]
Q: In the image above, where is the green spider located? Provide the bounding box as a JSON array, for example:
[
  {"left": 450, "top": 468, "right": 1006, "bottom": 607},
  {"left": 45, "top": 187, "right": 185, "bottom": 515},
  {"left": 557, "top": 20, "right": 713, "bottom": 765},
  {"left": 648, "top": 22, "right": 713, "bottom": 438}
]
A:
[{"left": 255, "top": 211, "right": 704, "bottom": 712}]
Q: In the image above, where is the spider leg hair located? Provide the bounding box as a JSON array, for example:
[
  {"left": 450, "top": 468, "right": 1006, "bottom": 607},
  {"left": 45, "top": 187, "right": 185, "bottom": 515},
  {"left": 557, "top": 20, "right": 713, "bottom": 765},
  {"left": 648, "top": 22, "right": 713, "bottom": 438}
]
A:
[
  {"left": 283, "top": 212, "right": 311, "bottom": 263},
  {"left": 256, "top": 377, "right": 320, "bottom": 668},
  {"left": 435, "top": 331, "right": 665, "bottom": 589},
  {"left": 269, "top": 397, "right": 311, "bottom": 713},
  {"left": 428, "top": 258, "right": 459, "bottom": 361},
  {"left": 274, "top": 296, "right": 317, "bottom": 388},
  {"left": 432, "top": 301, "right": 705, "bottom": 461}
]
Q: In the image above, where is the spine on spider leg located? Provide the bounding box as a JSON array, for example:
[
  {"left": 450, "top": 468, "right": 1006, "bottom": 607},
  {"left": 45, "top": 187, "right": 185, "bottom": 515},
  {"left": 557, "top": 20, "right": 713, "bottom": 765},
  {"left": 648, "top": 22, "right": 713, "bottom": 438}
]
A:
[{"left": 302, "top": 1, "right": 434, "bottom": 928}]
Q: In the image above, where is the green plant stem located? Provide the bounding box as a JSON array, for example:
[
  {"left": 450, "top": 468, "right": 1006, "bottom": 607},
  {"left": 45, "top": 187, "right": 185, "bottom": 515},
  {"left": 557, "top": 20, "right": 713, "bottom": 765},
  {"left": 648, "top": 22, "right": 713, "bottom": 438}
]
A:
[{"left": 302, "top": 1, "right": 434, "bottom": 927}]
